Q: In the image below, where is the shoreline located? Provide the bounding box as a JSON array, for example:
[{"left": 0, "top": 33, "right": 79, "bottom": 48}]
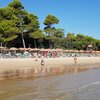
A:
[{"left": 0, "top": 57, "right": 100, "bottom": 80}]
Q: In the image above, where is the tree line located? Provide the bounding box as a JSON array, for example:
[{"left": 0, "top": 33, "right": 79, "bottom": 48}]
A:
[{"left": 0, "top": 0, "right": 100, "bottom": 50}]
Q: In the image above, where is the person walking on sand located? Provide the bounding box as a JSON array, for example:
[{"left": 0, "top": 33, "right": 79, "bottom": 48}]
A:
[
  {"left": 41, "top": 55, "right": 44, "bottom": 66},
  {"left": 73, "top": 54, "right": 77, "bottom": 64},
  {"left": 41, "top": 55, "right": 45, "bottom": 72},
  {"left": 34, "top": 52, "right": 38, "bottom": 61}
]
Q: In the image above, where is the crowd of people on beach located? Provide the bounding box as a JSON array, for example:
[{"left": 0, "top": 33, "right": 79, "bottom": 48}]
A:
[
  {"left": 0, "top": 47, "right": 100, "bottom": 59},
  {"left": 33, "top": 52, "right": 79, "bottom": 73},
  {"left": 0, "top": 49, "right": 100, "bottom": 59},
  {"left": 0, "top": 49, "right": 100, "bottom": 76}
]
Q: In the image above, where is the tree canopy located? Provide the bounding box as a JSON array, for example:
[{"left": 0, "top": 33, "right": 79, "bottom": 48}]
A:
[{"left": 0, "top": 0, "right": 100, "bottom": 50}]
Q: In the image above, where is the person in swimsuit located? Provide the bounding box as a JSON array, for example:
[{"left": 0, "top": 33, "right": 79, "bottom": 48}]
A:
[
  {"left": 41, "top": 56, "right": 44, "bottom": 66},
  {"left": 41, "top": 55, "right": 45, "bottom": 72},
  {"left": 73, "top": 54, "right": 77, "bottom": 64}
]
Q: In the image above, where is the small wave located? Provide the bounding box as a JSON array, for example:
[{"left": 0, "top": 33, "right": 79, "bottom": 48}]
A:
[
  {"left": 65, "top": 81, "right": 100, "bottom": 100},
  {"left": 78, "top": 81, "right": 100, "bottom": 90}
]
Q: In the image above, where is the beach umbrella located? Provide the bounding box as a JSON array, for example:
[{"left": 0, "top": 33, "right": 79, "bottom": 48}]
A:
[
  {"left": 0, "top": 47, "right": 7, "bottom": 51},
  {"left": 95, "top": 51, "right": 100, "bottom": 54},
  {"left": 74, "top": 50, "right": 79, "bottom": 53},
  {"left": 63, "top": 50, "right": 69, "bottom": 52},
  {"left": 0, "top": 46, "right": 5, "bottom": 49},
  {"left": 27, "top": 48, "right": 32, "bottom": 51},
  {"left": 29, "top": 48, "right": 34, "bottom": 51},
  {"left": 0, "top": 47, "right": 6, "bottom": 54},
  {"left": 87, "top": 45, "right": 93, "bottom": 51},
  {"left": 40, "top": 48, "right": 48, "bottom": 51},
  {"left": 19, "top": 48, "right": 28, "bottom": 51},
  {"left": 9, "top": 47, "right": 18, "bottom": 51},
  {"left": 80, "top": 50, "right": 84, "bottom": 52},
  {"left": 33, "top": 48, "right": 40, "bottom": 51},
  {"left": 87, "top": 45, "right": 93, "bottom": 48},
  {"left": 50, "top": 49, "right": 56, "bottom": 52},
  {"left": 55, "top": 48, "right": 63, "bottom": 52},
  {"left": 84, "top": 51, "right": 90, "bottom": 53},
  {"left": 27, "top": 48, "right": 40, "bottom": 52},
  {"left": 92, "top": 51, "right": 96, "bottom": 53},
  {"left": 0, "top": 47, "right": 8, "bottom": 50},
  {"left": 40, "top": 48, "right": 44, "bottom": 51},
  {"left": 69, "top": 50, "right": 74, "bottom": 53}
]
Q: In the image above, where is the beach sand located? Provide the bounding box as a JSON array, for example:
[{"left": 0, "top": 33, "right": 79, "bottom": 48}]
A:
[
  {"left": 0, "top": 57, "right": 100, "bottom": 80},
  {"left": 0, "top": 57, "right": 100, "bottom": 70}
]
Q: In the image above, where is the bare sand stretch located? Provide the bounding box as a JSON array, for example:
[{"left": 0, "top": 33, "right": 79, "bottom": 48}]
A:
[
  {"left": 0, "top": 57, "right": 100, "bottom": 80},
  {"left": 0, "top": 57, "right": 100, "bottom": 71}
]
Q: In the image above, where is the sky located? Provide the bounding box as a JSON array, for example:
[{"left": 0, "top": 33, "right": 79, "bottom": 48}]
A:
[{"left": 0, "top": 0, "right": 100, "bottom": 39}]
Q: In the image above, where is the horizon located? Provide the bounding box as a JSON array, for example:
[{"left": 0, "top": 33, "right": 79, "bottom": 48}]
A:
[{"left": 0, "top": 0, "right": 100, "bottom": 39}]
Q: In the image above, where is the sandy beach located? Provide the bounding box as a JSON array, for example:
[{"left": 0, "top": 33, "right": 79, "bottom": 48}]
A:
[
  {"left": 0, "top": 57, "right": 100, "bottom": 70},
  {"left": 0, "top": 57, "right": 100, "bottom": 80}
]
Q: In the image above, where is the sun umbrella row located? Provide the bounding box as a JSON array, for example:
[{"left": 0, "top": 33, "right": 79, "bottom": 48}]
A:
[
  {"left": 0, "top": 47, "right": 63, "bottom": 52},
  {"left": 0, "top": 47, "right": 100, "bottom": 54}
]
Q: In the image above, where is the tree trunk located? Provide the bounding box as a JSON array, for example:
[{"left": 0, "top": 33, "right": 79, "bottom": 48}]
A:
[
  {"left": 34, "top": 38, "right": 36, "bottom": 48},
  {"left": 49, "top": 40, "right": 51, "bottom": 48},
  {"left": 21, "top": 33, "right": 26, "bottom": 48},
  {"left": 0, "top": 42, "right": 2, "bottom": 47}
]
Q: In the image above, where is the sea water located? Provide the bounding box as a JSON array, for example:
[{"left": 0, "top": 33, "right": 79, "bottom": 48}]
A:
[{"left": 0, "top": 67, "right": 100, "bottom": 100}]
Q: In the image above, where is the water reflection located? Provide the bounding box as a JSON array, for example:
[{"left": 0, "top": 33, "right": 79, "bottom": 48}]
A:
[{"left": 0, "top": 66, "right": 88, "bottom": 80}]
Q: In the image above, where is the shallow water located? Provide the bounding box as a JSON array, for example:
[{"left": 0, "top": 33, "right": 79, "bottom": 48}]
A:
[{"left": 0, "top": 67, "right": 100, "bottom": 100}]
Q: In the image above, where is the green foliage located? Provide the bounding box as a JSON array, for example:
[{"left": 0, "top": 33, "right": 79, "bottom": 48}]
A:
[
  {"left": 1, "top": 7, "right": 15, "bottom": 20},
  {"left": 53, "top": 28, "right": 64, "bottom": 38},
  {"left": 66, "top": 33, "right": 76, "bottom": 40},
  {"left": 1, "top": 35, "right": 17, "bottom": 42},
  {"left": 0, "top": 0, "right": 99, "bottom": 50},
  {"left": 43, "top": 14, "right": 62, "bottom": 48},
  {"left": 64, "top": 33, "right": 99, "bottom": 50},
  {"left": 0, "top": 20, "right": 19, "bottom": 42},
  {"left": 30, "top": 29, "right": 45, "bottom": 39},
  {"left": 0, "top": 0, "right": 40, "bottom": 47},
  {"left": 8, "top": 0, "right": 24, "bottom": 9},
  {"left": 44, "top": 14, "right": 59, "bottom": 26},
  {"left": 26, "top": 14, "right": 39, "bottom": 32}
]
